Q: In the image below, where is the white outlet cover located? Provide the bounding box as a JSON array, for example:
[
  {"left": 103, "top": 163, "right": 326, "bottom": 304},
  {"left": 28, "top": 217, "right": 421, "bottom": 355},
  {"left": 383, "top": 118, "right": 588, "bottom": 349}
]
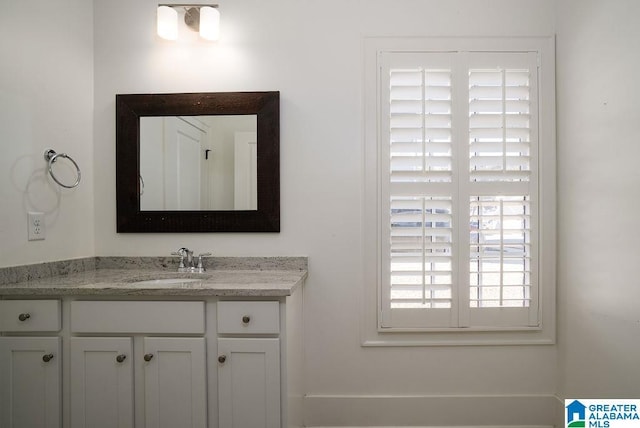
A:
[{"left": 28, "top": 212, "right": 45, "bottom": 241}]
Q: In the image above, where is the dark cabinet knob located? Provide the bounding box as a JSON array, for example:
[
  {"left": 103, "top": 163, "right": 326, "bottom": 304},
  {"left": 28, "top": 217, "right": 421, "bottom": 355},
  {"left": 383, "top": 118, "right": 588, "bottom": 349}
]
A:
[
  {"left": 144, "top": 353, "right": 154, "bottom": 362},
  {"left": 42, "top": 353, "right": 54, "bottom": 363},
  {"left": 18, "top": 313, "right": 31, "bottom": 322},
  {"left": 116, "top": 354, "right": 127, "bottom": 363},
  {"left": 242, "top": 315, "right": 251, "bottom": 324},
  {"left": 218, "top": 355, "right": 226, "bottom": 364}
]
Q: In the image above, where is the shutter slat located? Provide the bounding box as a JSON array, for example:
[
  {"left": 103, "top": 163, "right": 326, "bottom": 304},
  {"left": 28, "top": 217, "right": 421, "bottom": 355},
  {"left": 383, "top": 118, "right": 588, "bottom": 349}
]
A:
[
  {"left": 469, "top": 170, "right": 531, "bottom": 181},
  {"left": 470, "top": 141, "right": 529, "bottom": 152},
  {"left": 390, "top": 171, "right": 453, "bottom": 182},
  {"left": 470, "top": 155, "right": 530, "bottom": 170},
  {"left": 391, "top": 86, "right": 422, "bottom": 100},
  {"left": 470, "top": 127, "right": 530, "bottom": 141},
  {"left": 391, "top": 100, "right": 423, "bottom": 114},
  {"left": 424, "top": 100, "right": 451, "bottom": 114},
  {"left": 469, "top": 100, "right": 530, "bottom": 114},
  {"left": 390, "top": 71, "right": 422, "bottom": 86},
  {"left": 392, "top": 155, "right": 452, "bottom": 169}
]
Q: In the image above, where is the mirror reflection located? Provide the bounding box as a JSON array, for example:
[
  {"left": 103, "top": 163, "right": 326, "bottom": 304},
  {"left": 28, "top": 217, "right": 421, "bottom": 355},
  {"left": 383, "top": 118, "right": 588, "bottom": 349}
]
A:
[{"left": 140, "top": 115, "right": 257, "bottom": 211}]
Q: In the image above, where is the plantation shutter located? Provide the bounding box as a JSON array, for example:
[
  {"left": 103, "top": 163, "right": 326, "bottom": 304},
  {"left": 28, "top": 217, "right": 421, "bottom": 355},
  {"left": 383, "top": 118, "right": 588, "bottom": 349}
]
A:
[
  {"left": 379, "top": 51, "right": 539, "bottom": 330},
  {"left": 464, "top": 52, "right": 539, "bottom": 328},
  {"left": 380, "top": 53, "right": 457, "bottom": 328}
]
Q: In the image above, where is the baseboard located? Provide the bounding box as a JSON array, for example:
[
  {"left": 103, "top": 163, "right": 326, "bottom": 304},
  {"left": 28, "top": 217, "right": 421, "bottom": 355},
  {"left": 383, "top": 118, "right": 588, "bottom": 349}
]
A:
[{"left": 303, "top": 394, "right": 557, "bottom": 427}]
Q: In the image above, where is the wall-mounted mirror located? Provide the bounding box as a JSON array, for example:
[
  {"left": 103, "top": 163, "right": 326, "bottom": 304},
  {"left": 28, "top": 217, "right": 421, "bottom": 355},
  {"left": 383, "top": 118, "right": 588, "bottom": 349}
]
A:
[{"left": 116, "top": 92, "right": 279, "bottom": 232}]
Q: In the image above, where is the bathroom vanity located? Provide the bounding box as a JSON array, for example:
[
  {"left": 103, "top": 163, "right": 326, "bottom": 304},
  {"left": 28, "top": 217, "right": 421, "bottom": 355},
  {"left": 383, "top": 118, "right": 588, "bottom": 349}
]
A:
[{"left": 0, "top": 257, "right": 306, "bottom": 428}]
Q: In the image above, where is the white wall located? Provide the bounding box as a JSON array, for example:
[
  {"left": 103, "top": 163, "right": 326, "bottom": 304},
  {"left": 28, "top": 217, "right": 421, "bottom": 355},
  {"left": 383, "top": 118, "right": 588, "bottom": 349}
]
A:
[
  {"left": 93, "top": 0, "right": 558, "bottom": 425},
  {"left": 556, "top": 0, "right": 640, "bottom": 399},
  {"left": 0, "top": 0, "right": 94, "bottom": 268}
]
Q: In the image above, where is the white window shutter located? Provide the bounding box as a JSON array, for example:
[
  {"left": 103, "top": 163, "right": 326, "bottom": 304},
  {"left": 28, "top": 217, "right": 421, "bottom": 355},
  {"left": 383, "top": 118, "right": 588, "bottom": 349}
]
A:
[
  {"left": 381, "top": 53, "right": 458, "bottom": 328},
  {"left": 465, "top": 52, "right": 539, "bottom": 328},
  {"left": 379, "top": 50, "right": 539, "bottom": 330}
]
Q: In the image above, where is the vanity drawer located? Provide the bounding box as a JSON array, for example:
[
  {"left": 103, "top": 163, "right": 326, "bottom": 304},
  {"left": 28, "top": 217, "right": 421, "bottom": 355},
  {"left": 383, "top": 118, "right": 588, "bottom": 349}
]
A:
[
  {"left": 71, "top": 301, "right": 205, "bottom": 334},
  {"left": 0, "top": 300, "right": 61, "bottom": 332},
  {"left": 217, "top": 301, "right": 280, "bottom": 334}
]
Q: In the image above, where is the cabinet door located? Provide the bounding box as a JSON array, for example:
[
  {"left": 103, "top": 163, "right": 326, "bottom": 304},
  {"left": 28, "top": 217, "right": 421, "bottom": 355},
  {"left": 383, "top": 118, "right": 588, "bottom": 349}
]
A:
[
  {"left": 143, "top": 337, "right": 207, "bottom": 428},
  {"left": 217, "top": 338, "right": 280, "bottom": 428},
  {"left": 70, "top": 337, "right": 134, "bottom": 428},
  {"left": 0, "top": 337, "right": 61, "bottom": 428}
]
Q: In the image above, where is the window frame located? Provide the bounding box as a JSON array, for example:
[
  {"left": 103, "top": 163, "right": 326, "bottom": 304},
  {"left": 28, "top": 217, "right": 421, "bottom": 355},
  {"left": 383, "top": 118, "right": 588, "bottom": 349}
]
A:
[{"left": 362, "top": 37, "right": 556, "bottom": 346}]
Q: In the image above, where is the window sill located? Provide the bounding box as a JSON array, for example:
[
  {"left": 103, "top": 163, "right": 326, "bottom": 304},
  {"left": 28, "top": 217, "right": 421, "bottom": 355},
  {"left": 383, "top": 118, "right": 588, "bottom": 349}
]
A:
[{"left": 361, "top": 326, "right": 555, "bottom": 347}]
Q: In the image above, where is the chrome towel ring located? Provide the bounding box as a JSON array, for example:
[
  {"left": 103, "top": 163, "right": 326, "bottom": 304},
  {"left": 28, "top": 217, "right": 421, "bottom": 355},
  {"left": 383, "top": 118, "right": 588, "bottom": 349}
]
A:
[{"left": 44, "top": 149, "right": 81, "bottom": 189}]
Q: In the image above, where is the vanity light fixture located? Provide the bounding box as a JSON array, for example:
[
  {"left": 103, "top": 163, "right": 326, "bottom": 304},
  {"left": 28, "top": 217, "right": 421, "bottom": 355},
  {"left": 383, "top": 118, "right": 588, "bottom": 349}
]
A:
[
  {"left": 157, "top": 5, "right": 178, "bottom": 40},
  {"left": 157, "top": 4, "right": 220, "bottom": 41}
]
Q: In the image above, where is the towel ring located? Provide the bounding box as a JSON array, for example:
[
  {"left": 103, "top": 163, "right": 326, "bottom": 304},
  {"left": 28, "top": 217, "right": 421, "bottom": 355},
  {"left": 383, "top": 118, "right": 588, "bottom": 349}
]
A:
[{"left": 44, "top": 149, "right": 81, "bottom": 189}]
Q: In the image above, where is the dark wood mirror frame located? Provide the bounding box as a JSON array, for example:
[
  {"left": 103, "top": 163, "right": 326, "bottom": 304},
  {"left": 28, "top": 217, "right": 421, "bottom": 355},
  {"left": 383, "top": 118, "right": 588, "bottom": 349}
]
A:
[{"left": 116, "top": 91, "right": 279, "bottom": 232}]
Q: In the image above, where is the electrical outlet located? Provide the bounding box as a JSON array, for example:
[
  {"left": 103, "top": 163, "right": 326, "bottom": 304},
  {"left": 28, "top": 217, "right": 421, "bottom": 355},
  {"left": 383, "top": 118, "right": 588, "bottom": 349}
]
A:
[{"left": 28, "top": 212, "right": 45, "bottom": 241}]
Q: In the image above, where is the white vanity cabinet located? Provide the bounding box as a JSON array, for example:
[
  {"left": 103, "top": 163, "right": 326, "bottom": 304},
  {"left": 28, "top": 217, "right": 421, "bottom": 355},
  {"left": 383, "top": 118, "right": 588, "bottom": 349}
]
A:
[
  {"left": 217, "top": 301, "right": 282, "bottom": 428},
  {"left": 0, "top": 265, "right": 305, "bottom": 428},
  {"left": 0, "top": 300, "right": 62, "bottom": 428},
  {"left": 69, "top": 301, "right": 207, "bottom": 428}
]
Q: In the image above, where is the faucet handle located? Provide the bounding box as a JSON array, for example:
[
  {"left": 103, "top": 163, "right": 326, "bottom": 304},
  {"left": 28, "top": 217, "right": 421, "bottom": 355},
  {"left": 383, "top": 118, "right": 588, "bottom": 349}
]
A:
[
  {"left": 171, "top": 248, "right": 188, "bottom": 271},
  {"left": 197, "top": 253, "right": 212, "bottom": 272}
]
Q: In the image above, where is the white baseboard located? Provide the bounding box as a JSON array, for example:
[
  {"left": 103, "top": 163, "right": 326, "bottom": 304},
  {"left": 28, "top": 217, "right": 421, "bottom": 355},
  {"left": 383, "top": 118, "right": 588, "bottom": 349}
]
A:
[{"left": 303, "top": 394, "right": 557, "bottom": 427}]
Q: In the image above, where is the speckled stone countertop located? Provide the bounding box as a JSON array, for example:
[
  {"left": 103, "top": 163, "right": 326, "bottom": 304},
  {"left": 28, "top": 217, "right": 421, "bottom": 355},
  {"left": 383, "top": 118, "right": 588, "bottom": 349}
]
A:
[{"left": 0, "top": 257, "right": 307, "bottom": 297}]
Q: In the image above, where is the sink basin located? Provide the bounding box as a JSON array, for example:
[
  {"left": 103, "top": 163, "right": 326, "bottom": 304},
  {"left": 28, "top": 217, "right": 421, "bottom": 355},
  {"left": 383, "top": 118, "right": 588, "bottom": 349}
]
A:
[{"left": 130, "top": 278, "right": 203, "bottom": 286}]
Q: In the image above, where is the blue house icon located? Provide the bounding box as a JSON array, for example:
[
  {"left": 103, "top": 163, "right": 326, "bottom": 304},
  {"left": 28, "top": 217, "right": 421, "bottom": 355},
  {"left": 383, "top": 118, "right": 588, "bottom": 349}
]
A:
[{"left": 567, "top": 400, "right": 586, "bottom": 423}]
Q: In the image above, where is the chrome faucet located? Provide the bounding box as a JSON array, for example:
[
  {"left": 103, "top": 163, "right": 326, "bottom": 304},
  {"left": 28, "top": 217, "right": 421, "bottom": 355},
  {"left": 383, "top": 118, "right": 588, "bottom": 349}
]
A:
[{"left": 171, "top": 248, "right": 211, "bottom": 273}]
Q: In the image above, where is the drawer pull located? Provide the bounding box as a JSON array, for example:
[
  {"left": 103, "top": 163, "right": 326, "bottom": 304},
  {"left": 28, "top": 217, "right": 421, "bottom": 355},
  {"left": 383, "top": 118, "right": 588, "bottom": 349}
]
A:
[
  {"left": 116, "top": 354, "right": 127, "bottom": 363},
  {"left": 18, "top": 313, "right": 31, "bottom": 322},
  {"left": 218, "top": 355, "right": 226, "bottom": 364},
  {"left": 42, "top": 353, "right": 54, "bottom": 363},
  {"left": 143, "top": 353, "right": 154, "bottom": 362},
  {"left": 242, "top": 315, "right": 251, "bottom": 324}
]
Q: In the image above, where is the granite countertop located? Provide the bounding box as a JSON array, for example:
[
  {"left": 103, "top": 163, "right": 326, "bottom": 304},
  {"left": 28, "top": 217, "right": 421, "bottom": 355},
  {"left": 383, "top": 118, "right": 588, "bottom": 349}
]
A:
[{"left": 0, "top": 257, "right": 307, "bottom": 297}]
